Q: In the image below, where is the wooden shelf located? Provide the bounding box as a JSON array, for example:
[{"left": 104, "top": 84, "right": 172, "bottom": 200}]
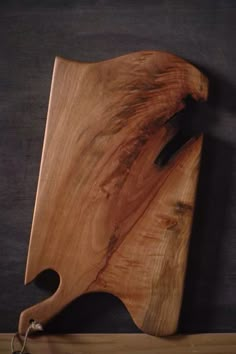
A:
[{"left": 1, "top": 333, "right": 236, "bottom": 353}]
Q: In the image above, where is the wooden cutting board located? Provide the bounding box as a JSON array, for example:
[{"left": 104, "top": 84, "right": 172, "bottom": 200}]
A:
[{"left": 19, "top": 51, "right": 208, "bottom": 336}]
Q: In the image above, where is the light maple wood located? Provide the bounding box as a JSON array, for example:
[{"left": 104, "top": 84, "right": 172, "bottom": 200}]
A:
[
  {"left": 2, "top": 333, "right": 236, "bottom": 354},
  {"left": 19, "top": 51, "right": 208, "bottom": 336}
]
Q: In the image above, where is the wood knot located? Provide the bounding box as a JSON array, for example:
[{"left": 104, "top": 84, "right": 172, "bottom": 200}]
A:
[{"left": 175, "top": 201, "right": 193, "bottom": 215}]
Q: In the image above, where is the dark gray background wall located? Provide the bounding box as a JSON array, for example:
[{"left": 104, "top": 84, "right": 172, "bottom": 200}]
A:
[{"left": 0, "top": 0, "right": 236, "bottom": 333}]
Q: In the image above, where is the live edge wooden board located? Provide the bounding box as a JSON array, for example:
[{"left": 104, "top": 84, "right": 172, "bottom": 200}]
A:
[{"left": 19, "top": 51, "right": 208, "bottom": 336}]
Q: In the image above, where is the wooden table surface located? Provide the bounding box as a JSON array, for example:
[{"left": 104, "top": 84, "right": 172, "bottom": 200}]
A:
[{"left": 1, "top": 333, "right": 236, "bottom": 354}]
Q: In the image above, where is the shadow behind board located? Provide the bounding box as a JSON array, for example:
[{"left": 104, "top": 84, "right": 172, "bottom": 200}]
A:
[
  {"left": 179, "top": 65, "right": 236, "bottom": 333},
  {"left": 179, "top": 137, "right": 235, "bottom": 333}
]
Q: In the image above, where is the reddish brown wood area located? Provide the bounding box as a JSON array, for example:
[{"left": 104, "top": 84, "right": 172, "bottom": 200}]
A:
[{"left": 19, "top": 51, "right": 208, "bottom": 336}]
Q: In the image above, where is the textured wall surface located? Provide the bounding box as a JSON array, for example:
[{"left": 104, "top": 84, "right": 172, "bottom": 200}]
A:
[{"left": 0, "top": 0, "right": 236, "bottom": 333}]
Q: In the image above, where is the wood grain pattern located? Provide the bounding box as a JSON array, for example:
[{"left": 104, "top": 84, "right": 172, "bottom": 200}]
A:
[
  {"left": 19, "top": 51, "right": 208, "bottom": 336},
  {"left": 2, "top": 333, "right": 236, "bottom": 354}
]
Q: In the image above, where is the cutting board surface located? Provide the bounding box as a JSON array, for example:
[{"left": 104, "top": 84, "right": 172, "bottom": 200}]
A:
[{"left": 19, "top": 51, "right": 208, "bottom": 336}]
